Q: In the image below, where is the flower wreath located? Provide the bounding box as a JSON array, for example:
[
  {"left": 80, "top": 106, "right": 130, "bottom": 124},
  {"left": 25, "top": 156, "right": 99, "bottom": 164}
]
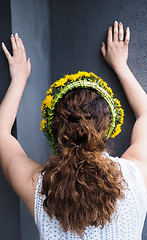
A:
[{"left": 40, "top": 71, "right": 124, "bottom": 151}]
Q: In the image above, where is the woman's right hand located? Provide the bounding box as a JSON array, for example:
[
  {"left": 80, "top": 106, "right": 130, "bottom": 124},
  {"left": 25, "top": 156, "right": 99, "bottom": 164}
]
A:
[
  {"left": 101, "top": 21, "right": 130, "bottom": 72},
  {"left": 2, "top": 33, "right": 31, "bottom": 85}
]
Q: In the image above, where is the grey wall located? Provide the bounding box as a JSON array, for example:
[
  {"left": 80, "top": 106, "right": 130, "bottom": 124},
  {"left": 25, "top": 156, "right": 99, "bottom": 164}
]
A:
[
  {"left": 10, "top": 0, "right": 51, "bottom": 239},
  {"left": 49, "top": 0, "right": 147, "bottom": 239},
  {"left": 0, "top": 0, "right": 146, "bottom": 239},
  {"left": 0, "top": 0, "right": 21, "bottom": 239}
]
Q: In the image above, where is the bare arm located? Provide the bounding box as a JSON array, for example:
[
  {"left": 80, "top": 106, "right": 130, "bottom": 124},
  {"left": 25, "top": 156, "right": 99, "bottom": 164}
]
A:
[
  {"left": 101, "top": 21, "right": 147, "bottom": 188},
  {"left": 0, "top": 34, "right": 43, "bottom": 217}
]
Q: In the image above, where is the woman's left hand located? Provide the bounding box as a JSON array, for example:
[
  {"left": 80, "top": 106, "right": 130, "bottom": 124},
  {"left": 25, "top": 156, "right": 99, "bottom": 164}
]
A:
[
  {"left": 2, "top": 33, "right": 31, "bottom": 84},
  {"left": 101, "top": 21, "right": 130, "bottom": 72}
]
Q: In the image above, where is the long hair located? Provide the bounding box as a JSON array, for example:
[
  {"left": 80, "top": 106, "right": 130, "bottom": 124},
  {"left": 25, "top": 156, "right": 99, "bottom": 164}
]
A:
[{"left": 41, "top": 88, "right": 127, "bottom": 237}]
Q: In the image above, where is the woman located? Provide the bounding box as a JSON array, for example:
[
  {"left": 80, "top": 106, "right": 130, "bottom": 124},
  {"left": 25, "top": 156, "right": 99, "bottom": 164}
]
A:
[{"left": 0, "top": 21, "right": 146, "bottom": 239}]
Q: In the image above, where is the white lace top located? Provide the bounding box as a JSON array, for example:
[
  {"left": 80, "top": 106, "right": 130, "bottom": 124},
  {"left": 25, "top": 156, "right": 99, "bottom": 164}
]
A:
[{"left": 35, "top": 156, "right": 147, "bottom": 240}]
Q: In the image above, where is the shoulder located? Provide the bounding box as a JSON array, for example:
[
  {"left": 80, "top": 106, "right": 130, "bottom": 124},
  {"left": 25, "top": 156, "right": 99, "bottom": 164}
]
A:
[
  {"left": 121, "top": 150, "right": 147, "bottom": 190},
  {"left": 109, "top": 154, "right": 147, "bottom": 192},
  {"left": 20, "top": 161, "right": 43, "bottom": 218}
]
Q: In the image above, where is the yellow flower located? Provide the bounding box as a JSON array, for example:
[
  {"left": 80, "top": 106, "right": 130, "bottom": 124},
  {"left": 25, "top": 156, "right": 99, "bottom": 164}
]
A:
[
  {"left": 119, "top": 116, "right": 124, "bottom": 124},
  {"left": 115, "top": 124, "right": 122, "bottom": 134},
  {"left": 110, "top": 133, "right": 116, "bottom": 138},
  {"left": 67, "top": 71, "right": 92, "bottom": 82},
  {"left": 103, "top": 82, "right": 108, "bottom": 88},
  {"left": 50, "top": 83, "right": 55, "bottom": 88},
  {"left": 98, "top": 77, "right": 104, "bottom": 84},
  {"left": 41, "top": 103, "right": 46, "bottom": 117},
  {"left": 107, "top": 87, "right": 113, "bottom": 95},
  {"left": 41, "top": 95, "right": 53, "bottom": 116},
  {"left": 89, "top": 72, "right": 98, "bottom": 79},
  {"left": 111, "top": 124, "right": 122, "bottom": 138},
  {"left": 46, "top": 88, "right": 53, "bottom": 95},
  {"left": 77, "top": 71, "right": 90, "bottom": 78},
  {"left": 120, "top": 108, "right": 124, "bottom": 116},
  {"left": 40, "top": 119, "right": 47, "bottom": 131},
  {"left": 41, "top": 108, "right": 45, "bottom": 117},
  {"left": 53, "top": 77, "right": 68, "bottom": 88},
  {"left": 65, "top": 71, "right": 98, "bottom": 83},
  {"left": 44, "top": 95, "right": 53, "bottom": 108},
  {"left": 116, "top": 127, "right": 121, "bottom": 135},
  {"left": 68, "top": 74, "right": 77, "bottom": 82},
  {"left": 114, "top": 98, "right": 121, "bottom": 107}
]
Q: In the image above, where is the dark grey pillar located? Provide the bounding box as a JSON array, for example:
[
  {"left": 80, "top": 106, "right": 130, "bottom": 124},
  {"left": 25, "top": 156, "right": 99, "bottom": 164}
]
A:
[
  {"left": 0, "top": 0, "right": 21, "bottom": 239},
  {"left": 10, "top": 0, "right": 51, "bottom": 239}
]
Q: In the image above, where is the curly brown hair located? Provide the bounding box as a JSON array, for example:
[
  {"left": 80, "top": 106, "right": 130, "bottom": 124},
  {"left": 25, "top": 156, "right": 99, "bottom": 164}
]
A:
[{"left": 41, "top": 88, "right": 127, "bottom": 237}]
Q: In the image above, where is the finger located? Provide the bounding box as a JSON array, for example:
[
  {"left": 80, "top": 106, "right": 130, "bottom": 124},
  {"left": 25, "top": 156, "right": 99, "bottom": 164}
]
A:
[
  {"left": 107, "top": 26, "right": 112, "bottom": 45},
  {"left": 18, "top": 37, "right": 25, "bottom": 50},
  {"left": 18, "top": 37, "right": 27, "bottom": 60},
  {"left": 10, "top": 34, "right": 17, "bottom": 51},
  {"left": 27, "top": 58, "right": 31, "bottom": 72},
  {"left": 113, "top": 21, "right": 119, "bottom": 42},
  {"left": 101, "top": 42, "right": 106, "bottom": 58},
  {"left": 1, "top": 42, "right": 12, "bottom": 62},
  {"left": 125, "top": 27, "right": 130, "bottom": 45},
  {"left": 14, "top": 33, "right": 21, "bottom": 48},
  {"left": 118, "top": 22, "right": 124, "bottom": 41}
]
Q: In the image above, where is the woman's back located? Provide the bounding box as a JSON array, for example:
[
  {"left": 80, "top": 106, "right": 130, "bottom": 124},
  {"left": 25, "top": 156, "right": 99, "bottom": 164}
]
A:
[{"left": 35, "top": 155, "right": 147, "bottom": 240}]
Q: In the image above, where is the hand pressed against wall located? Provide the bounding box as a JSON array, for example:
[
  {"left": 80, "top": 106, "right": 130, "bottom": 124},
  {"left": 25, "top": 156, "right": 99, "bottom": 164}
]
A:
[
  {"left": 101, "top": 21, "right": 130, "bottom": 71},
  {"left": 2, "top": 33, "right": 31, "bottom": 83}
]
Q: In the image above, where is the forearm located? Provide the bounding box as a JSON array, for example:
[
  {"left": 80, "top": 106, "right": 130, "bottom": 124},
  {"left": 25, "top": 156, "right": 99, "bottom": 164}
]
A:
[
  {"left": 0, "top": 79, "right": 26, "bottom": 133},
  {"left": 0, "top": 34, "right": 31, "bottom": 134},
  {"left": 114, "top": 64, "right": 147, "bottom": 119}
]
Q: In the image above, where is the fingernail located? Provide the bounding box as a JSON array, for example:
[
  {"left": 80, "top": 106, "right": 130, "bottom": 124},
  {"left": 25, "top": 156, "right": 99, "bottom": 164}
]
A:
[
  {"left": 119, "top": 22, "right": 122, "bottom": 25},
  {"left": 11, "top": 34, "right": 13, "bottom": 37},
  {"left": 15, "top": 33, "right": 18, "bottom": 37},
  {"left": 1, "top": 42, "right": 4, "bottom": 45},
  {"left": 115, "top": 21, "right": 118, "bottom": 23},
  {"left": 127, "top": 27, "right": 130, "bottom": 30}
]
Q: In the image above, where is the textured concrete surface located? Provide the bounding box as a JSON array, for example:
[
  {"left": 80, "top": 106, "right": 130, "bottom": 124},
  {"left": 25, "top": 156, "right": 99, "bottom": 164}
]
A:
[
  {"left": 10, "top": 0, "right": 51, "bottom": 239},
  {"left": 49, "top": 0, "right": 147, "bottom": 239}
]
